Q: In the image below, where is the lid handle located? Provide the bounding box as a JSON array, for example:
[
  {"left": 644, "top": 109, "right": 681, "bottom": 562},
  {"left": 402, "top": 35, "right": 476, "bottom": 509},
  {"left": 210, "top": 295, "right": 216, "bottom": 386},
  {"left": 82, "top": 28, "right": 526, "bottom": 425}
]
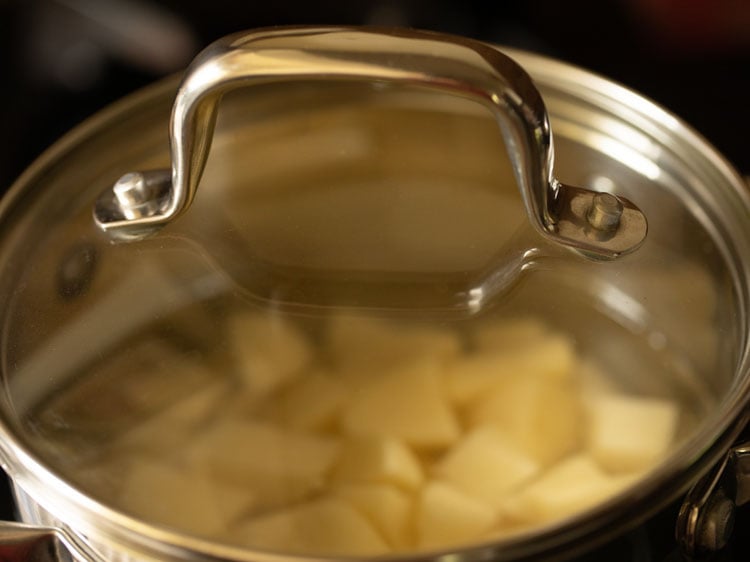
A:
[{"left": 93, "top": 26, "right": 647, "bottom": 258}]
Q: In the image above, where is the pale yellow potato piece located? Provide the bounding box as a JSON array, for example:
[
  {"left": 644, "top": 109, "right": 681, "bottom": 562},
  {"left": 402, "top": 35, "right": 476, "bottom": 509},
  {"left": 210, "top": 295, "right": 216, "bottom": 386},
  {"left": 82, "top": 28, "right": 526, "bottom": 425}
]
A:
[
  {"left": 501, "top": 455, "right": 632, "bottom": 524},
  {"left": 334, "top": 483, "right": 414, "bottom": 548},
  {"left": 100, "top": 307, "right": 679, "bottom": 555},
  {"left": 416, "top": 481, "right": 496, "bottom": 549},
  {"left": 341, "top": 360, "right": 460, "bottom": 449},
  {"left": 327, "top": 314, "right": 461, "bottom": 374},
  {"left": 467, "top": 374, "right": 582, "bottom": 466},
  {"left": 268, "top": 371, "right": 348, "bottom": 431},
  {"left": 332, "top": 435, "right": 424, "bottom": 491},
  {"left": 444, "top": 336, "right": 575, "bottom": 406},
  {"left": 118, "top": 458, "right": 256, "bottom": 537},
  {"left": 188, "top": 420, "right": 338, "bottom": 508},
  {"left": 434, "top": 425, "right": 539, "bottom": 509},
  {"left": 586, "top": 394, "right": 678, "bottom": 473},
  {"left": 234, "top": 497, "right": 389, "bottom": 556},
  {"left": 228, "top": 312, "right": 313, "bottom": 399}
]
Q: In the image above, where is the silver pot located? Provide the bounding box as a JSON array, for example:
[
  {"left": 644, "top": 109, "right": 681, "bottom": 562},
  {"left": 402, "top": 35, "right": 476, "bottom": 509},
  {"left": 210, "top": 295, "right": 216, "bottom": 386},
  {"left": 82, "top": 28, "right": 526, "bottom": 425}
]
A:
[{"left": 0, "top": 26, "right": 749, "bottom": 562}]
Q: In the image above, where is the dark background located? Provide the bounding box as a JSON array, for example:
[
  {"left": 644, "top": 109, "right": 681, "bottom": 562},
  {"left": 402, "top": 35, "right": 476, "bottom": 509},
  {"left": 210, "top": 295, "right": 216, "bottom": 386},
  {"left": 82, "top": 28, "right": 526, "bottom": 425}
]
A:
[
  {"left": 0, "top": 0, "right": 749, "bottom": 558},
  {"left": 1, "top": 0, "right": 749, "bottom": 193}
]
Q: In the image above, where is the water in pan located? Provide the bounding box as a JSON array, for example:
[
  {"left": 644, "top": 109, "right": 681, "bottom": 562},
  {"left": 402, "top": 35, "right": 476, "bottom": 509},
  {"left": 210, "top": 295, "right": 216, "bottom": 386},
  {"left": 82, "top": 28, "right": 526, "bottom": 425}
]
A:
[{"left": 15, "top": 285, "right": 708, "bottom": 559}]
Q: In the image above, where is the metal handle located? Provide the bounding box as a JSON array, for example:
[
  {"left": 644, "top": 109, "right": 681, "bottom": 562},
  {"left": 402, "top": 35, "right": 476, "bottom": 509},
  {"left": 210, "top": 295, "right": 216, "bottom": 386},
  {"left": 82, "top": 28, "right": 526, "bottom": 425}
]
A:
[
  {"left": 676, "top": 438, "right": 750, "bottom": 559},
  {"left": 93, "top": 26, "right": 647, "bottom": 257}
]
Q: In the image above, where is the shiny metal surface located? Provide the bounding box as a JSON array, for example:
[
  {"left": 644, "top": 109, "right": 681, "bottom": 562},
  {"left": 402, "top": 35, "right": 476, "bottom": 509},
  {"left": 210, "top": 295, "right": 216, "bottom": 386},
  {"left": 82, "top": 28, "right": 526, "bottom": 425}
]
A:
[
  {"left": 677, "top": 438, "right": 750, "bottom": 559},
  {"left": 586, "top": 193, "right": 623, "bottom": 232},
  {"left": 112, "top": 170, "right": 172, "bottom": 222},
  {"left": 92, "top": 27, "right": 647, "bottom": 261},
  {"left": 0, "top": 521, "right": 103, "bottom": 562}
]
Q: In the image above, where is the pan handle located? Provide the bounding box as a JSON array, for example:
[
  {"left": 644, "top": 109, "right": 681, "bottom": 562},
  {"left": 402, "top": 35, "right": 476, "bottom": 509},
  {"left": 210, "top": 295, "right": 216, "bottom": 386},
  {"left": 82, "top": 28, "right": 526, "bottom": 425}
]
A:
[
  {"left": 676, "top": 438, "right": 750, "bottom": 559},
  {"left": 92, "top": 26, "right": 646, "bottom": 259}
]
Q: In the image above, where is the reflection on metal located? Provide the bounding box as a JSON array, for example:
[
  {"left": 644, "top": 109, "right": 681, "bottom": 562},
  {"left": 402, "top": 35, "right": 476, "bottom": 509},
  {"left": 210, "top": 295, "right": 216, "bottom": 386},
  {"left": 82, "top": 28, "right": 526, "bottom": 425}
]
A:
[
  {"left": 552, "top": 119, "right": 663, "bottom": 181},
  {"left": 587, "top": 192, "right": 624, "bottom": 232},
  {"left": 111, "top": 171, "right": 171, "bottom": 221},
  {"left": 0, "top": 522, "right": 102, "bottom": 562},
  {"left": 553, "top": 182, "right": 647, "bottom": 258}
]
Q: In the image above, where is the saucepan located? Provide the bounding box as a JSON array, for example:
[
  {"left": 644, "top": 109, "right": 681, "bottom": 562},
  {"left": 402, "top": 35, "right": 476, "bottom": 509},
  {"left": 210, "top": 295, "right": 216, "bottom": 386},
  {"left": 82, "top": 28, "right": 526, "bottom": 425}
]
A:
[{"left": 0, "top": 26, "right": 748, "bottom": 562}]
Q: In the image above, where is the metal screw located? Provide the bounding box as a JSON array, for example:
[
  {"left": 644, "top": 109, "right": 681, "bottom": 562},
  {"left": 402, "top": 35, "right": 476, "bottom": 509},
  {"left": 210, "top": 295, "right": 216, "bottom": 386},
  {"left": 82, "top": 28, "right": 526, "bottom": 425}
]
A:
[
  {"left": 587, "top": 192, "right": 624, "bottom": 232},
  {"left": 113, "top": 172, "right": 163, "bottom": 220}
]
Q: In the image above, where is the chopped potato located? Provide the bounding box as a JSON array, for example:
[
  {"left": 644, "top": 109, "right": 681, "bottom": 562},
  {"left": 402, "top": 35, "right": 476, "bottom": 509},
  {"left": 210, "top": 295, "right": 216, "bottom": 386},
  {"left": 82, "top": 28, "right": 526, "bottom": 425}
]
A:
[
  {"left": 416, "top": 481, "right": 496, "bottom": 549},
  {"left": 444, "top": 336, "right": 575, "bottom": 406},
  {"left": 501, "top": 455, "right": 632, "bottom": 524},
  {"left": 586, "top": 394, "right": 678, "bottom": 473},
  {"left": 434, "top": 425, "right": 540, "bottom": 508},
  {"left": 467, "top": 374, "right": 582, "bottom": 466},
  {"left": 189, "top": 419, "right": 339, "bottom": 480},
  {"left": 233, "top": 498, "right": 389, "bottom": 556},
  {"left": 91, "top": 312, "right": 682, "bottom": 558},
  {"left": 341, "top": 359, "right": 460, "bottom": 449},
  {"left": 332, "top": 435, "right": 424, "bottom": 491},
  {"left": 228, "top": 312, "right": 313, "bottom": 399},
  {"left": 334, "top": 483, "right": 414, "bottom": 548},
  {"left": 267, "top": 370, "right": 348, "bottom": 431},
  {"left": 187, "top": 419, "right": 338, "bottom": 509},
  {"left": 118, "top": 458, "right": 256, "bottom": 536}
]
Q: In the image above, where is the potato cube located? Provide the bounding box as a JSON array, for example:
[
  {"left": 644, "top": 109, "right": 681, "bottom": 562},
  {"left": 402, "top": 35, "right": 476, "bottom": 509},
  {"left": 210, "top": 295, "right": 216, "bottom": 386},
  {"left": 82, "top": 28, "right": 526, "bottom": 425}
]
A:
[
  {"left": 334, "top": 483, "right": 414, "bottom": 548},
  {"left": 444, "top": 336, "right": 575, "bottom": 406},
  {"left": 501, "top": 455, "right": 631, "bottom": 524},
  {"left": 467, "top": 375, "right": 582, "bottom": 466},
  {"left": 118, "top": 458, "right": 256, "bottom": 536},
  {"left": 228, "top": 312, "right": 312, "bottom": 398},
  {"left": 586, "top": 394, "right": 678, "bottom": 473},
  {"left": 434, "top": 425, "right": 539, "bottom": 508},
  {"left": 82, "top": 302, "right": 678, "bottom": 555},
  {"left": 332, "top": 435, "right": 424, "bottom": 491},
  {"left": 188, "top": 420, "right": 338, "bottom": 508},
  {"left": 192, "top": 419, "right": 339, "bottom": 479},
  {"left": 268, "top": 371, "right": 347, "bottom": 431},
  {"left": 416, "top": 481, "right": 496, "bottom": 549},
  {"left": 234, "top": 498, "right": 389, "bottom": 556},
  {"left": 327, "top": 314, "right": 461, "bottom": 374},
  {"left": 341, "top": 360, "right": 460, "bottom": 449}
]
